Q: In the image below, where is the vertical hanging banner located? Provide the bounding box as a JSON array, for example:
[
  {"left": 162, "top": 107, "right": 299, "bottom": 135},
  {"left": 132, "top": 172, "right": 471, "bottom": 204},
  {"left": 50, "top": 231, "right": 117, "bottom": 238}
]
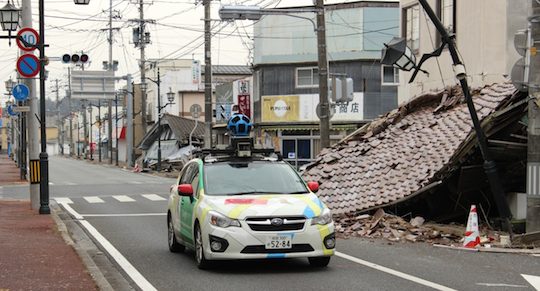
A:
[{"left": 238, "top": 94, "right": 251, "bottom": 119}]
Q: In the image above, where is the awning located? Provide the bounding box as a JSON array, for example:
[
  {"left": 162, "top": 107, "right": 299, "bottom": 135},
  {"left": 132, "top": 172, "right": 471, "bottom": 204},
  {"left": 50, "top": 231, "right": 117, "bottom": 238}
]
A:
[{"left": 262, "top": 124, "right": 358, "bottom": 131}]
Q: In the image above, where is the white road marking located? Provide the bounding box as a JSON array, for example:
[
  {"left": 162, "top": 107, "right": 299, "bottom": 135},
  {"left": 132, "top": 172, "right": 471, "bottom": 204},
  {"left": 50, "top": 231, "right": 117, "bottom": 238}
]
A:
[
  {"left": 477, "top": 283, "right": 527, "bottom": 288},
  {"left": 522, "top": 274, "right": 540, "bottom": 290},
  {"left": 335, "top": 252, "right": 457, "bottom": 291},
  {"left": 54, "top": 197, "right": 73, "bottom": 204},
  {"left": 56, "top": 201, "right": 158, "bottom": 291},
  {"left": 113, "top": 195, "right": 136, "bottom": 202},
  {"left": 142, "top": 194, "right": 166, "bottom": 201},
  {"left": 83, "top": 213, "right": 166, "bottom": 217},
  {"left": 84, "top": 196, "right": 105, "bottom": 203}
]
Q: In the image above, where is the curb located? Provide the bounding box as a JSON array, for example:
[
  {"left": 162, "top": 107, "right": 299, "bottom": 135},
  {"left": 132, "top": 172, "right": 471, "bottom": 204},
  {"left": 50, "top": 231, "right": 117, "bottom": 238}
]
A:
[{"left": 50, "top": 201, "right": 115, "bottom": 291}]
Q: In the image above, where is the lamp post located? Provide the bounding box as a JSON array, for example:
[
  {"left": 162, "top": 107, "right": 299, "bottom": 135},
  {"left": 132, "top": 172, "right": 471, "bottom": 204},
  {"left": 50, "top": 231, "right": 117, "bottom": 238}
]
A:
[
  {"left": 141, "top": 68, "right": 176, "bottom": 172},
  {"left": 87, "top": 105, "right": 93, "bottom": 160},
  {"left": 381, "top": 0, "right": 513, "bottom": 239},
  {"left": 96, "top": 113, "right": 101, "bottom": 163},
  {"left": 219, "top": 3, "right": 330, "bottom": 148}
]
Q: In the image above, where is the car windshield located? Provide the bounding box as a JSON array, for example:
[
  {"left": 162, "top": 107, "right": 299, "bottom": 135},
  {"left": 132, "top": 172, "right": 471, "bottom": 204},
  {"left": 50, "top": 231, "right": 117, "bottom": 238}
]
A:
[{"left": 203, "top": 161, "right": 309, "bottom": 195}]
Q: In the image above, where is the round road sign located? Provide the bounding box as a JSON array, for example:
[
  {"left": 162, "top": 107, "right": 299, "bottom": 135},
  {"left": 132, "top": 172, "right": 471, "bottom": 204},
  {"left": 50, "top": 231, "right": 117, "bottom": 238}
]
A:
[
  {"left": 17, "top": 54, "right": 40, "bottom": 78},
  {"left": 12, "top": 84, "right": 30, "bottom": 101},
  {"left": 16, "top": 27, "right": 39, "bottom": 52},
  {"left": 7, "top": 104, "right": 19, "bottom": 116}
]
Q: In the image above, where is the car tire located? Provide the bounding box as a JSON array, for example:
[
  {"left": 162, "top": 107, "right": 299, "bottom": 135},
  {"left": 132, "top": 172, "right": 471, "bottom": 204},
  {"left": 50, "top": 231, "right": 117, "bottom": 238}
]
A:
[
  {"left": 308, "top": 256, "right": 331, "bottom": 267},
  {"left": 195, "top": 224, "right": 210, "bottom": 270},
  {"left": 168, "top": 216, "right": 185, "bottom": 253}
]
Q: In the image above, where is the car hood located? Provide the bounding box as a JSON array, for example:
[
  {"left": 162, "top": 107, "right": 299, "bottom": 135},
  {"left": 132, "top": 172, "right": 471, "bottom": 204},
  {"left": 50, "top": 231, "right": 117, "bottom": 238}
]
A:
[{"left": 203, "top": 193, "right": 326, "bottom": 220}]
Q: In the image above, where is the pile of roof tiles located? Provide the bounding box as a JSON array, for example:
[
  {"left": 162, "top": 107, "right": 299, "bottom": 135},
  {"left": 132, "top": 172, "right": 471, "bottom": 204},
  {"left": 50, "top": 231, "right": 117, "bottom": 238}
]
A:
[
  {"left": 302, "top": 82, "right": 522, "bottom": 217},
  {"left": 334, "top": 208, "right": 464, "bottom": 244}
]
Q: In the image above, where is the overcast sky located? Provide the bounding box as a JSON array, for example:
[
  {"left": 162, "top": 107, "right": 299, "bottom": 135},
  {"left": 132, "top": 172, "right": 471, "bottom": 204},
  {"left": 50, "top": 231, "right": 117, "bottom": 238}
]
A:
[{"left": 0, "top": 0, "right": 397, "bottom": 106}]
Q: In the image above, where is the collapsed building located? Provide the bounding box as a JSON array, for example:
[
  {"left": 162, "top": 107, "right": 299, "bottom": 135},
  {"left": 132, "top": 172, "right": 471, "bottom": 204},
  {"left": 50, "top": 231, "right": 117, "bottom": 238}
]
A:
[{"left": 301, "top": 82, "right": 528, "bottom": 228}]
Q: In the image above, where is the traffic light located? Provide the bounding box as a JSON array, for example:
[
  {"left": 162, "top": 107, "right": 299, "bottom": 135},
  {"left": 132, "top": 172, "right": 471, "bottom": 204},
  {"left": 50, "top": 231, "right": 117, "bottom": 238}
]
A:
[{"left": 62, "top": 53, "right": 89, "bottom": 64}]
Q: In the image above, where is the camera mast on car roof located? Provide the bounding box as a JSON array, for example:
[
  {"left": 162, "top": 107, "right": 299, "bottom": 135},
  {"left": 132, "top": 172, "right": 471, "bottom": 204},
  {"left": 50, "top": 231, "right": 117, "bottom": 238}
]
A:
[{"left": 194, "top": 114, "right": 282, "bottom": 161}]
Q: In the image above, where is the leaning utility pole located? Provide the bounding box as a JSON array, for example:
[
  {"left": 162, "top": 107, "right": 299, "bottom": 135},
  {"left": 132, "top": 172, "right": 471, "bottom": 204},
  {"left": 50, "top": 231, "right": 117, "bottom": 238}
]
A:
[
  {"left": 527, "top": 0, "right": 540, "bottom": 232},
  {"left": 21, "top": 0, "right": 40, "bottom": 209},
  {"left": 204, "top": 0, "right": 212, "bottom": 148},
  {"left": 316, "top": 0, "right": 330, "bottom": 149}
]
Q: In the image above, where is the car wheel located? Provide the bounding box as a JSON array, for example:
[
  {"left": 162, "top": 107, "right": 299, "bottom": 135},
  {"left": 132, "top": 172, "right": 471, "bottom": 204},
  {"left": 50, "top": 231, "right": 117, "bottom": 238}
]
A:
[
  {"left": 195, "top": 224, "right": 210, "bottom": 269},
  {"left": 168, "top": 216, "right": 185, "bottom": 253},
  {"left": 308, "top": 256, "right": 331, "bottom": 267}
]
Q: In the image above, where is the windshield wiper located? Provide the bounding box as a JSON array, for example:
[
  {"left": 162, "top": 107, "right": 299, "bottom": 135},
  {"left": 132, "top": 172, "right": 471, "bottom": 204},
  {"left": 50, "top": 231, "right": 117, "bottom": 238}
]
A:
[
  {"left": 281, "top": 191, "right": 309, "bottom": 194},
  {"left": 227, "top": 191, "right": 278, "bottom": 195}
]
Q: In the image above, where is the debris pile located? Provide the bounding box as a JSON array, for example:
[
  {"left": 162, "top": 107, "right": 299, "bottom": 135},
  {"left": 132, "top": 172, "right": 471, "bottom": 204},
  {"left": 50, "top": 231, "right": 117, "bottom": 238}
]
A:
[{"left": 334, "top": 208, "right": 498, "bottom": 245}]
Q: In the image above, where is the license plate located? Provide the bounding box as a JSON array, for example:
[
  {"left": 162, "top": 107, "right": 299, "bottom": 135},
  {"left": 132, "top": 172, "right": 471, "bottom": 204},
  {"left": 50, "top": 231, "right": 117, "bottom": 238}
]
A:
[{"left": 265, "top": 235, "right": 292, "bottom": 249}]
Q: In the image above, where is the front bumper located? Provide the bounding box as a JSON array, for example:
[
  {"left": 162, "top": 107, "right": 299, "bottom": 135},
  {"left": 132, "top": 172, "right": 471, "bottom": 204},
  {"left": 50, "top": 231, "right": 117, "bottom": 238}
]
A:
[{"left": 201, "top": 221, "right": 335, "bottom": 260}]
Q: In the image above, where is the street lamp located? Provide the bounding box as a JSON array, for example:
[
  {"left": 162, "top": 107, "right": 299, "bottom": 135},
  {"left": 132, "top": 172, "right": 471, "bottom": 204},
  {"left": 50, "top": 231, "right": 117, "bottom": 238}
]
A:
[
  {"left": 87, "top": 105, "right": 93, "bottom": 160},
  {"left": 113, "top": 93, "right": 123, "bottom": 166},
  {"left": 5, "top": 77, "right": 15, "bottom": 93},
  {"left": 95, "top": 114, "right": 101, "bottom": 162},
  {"left": 380, "top": 0, "right": 513, "bottom": 239},
  {"left": 142, "top": 69, "right": 176, "bottom": 171},
  {"left": 219, "top": 2, "right": 331, "bottom": 148},
  {"left": 73, "top": 0, "right": 90, "bottom": 4}
]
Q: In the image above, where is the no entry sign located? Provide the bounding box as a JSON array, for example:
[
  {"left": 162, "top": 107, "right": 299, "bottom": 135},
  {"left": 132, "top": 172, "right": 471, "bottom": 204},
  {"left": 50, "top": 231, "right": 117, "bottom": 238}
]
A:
[{"left": 17, "top": 54, "right": 40, "bottom": 78}]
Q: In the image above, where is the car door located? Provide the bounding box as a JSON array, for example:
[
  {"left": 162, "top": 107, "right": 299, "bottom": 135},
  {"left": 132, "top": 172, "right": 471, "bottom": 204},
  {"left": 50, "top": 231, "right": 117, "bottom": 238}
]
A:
[{"left": 179, "top": 162, "right": 200, "bottom": 248}]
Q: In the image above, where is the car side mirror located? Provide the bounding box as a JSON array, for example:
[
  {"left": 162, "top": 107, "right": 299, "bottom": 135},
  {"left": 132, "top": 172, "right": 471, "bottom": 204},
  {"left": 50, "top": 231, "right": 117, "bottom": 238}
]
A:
[
  {"left": 178, "top": 184, "right": 194, "bottom": 196},
  {"left": 307, "top": 181, "right": 319, "bottom": 192}
]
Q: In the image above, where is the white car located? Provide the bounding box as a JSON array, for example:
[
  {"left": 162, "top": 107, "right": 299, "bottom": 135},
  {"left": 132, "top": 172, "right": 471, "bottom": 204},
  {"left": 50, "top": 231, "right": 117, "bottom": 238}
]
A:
[{"left": 167, "top": 151, "right": 336, "bottom": 269}]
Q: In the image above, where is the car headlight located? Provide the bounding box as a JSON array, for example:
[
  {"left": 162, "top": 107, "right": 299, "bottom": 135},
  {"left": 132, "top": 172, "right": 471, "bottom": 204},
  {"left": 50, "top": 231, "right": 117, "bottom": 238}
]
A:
[
  {"left": 311, "top": 208, "right": 333, "bottom": 225},
  {"left": 209, "top": 211, "right": 241, "bottom": 228}
]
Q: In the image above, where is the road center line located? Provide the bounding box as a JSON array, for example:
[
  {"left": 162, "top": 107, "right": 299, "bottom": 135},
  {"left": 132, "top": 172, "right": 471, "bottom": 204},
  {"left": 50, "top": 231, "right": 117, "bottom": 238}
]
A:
[
  {"left": 335, "top": 252, "right": 457, "bottom": 291},
  {"left": 57, "top": 201, "right": 158, "bottom": 291}
]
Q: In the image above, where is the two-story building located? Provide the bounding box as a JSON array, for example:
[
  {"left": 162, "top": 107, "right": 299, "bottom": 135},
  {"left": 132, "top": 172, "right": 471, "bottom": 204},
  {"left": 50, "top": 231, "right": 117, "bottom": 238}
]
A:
[{"left": 250, "top": 1, "right": 400, "bottom": 168}]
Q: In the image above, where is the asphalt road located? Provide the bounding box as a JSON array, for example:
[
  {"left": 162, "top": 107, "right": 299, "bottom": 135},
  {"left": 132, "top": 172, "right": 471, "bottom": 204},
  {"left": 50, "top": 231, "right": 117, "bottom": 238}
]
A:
[{"left": 5, "top": 155, "right": 540, "bottom": 291}]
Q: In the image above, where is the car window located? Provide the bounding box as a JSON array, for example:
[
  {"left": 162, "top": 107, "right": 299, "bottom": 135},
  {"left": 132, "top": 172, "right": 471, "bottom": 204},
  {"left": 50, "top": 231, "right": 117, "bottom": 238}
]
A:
[
  {"left": 191, "top": 172, "right": 200, "bottom": 199},
  {"left": 180, "top": 162, "right": 197, "bottom": 185},
  {"left": 203, "top": 161, "right": 308, "bottom": 195}
]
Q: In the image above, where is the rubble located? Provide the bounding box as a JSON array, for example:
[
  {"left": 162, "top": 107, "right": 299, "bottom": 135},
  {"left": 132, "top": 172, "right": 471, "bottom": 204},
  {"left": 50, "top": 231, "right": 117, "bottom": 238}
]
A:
[{"left": 334, "top": 208, "right": 501, "bottom": 246}]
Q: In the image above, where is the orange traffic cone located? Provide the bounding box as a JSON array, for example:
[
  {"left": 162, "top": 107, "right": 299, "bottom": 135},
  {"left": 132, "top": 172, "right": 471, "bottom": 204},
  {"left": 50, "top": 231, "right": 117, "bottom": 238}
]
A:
[{"left": 463, "top": 204, "right": 481, "bottom": 248}]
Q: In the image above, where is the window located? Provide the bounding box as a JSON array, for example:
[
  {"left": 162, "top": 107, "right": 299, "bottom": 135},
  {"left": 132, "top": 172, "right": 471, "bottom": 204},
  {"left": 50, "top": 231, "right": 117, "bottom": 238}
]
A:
[
  {"left": 403, "top": 5, "right": 420, "bottom": 52},
  {"left": 296, "top": 67, "right": 319, "bottom": 88},
  {"left": 382, "top": 65, "right": 399, "bottom": 85},
  {"left": 439, "top": 0, "right": 455, "bottom": 34}
]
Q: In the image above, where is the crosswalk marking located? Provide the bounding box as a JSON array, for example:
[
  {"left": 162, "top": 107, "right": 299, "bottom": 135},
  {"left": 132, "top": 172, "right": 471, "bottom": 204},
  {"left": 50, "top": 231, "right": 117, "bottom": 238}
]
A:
[
  {"left": 113, "top": 195, "right": 136, "bottom": 202},
  {"left": 84, "top": 196, "right": 105, "bottom": 203},
  {"left": 142, "top": 194, "right": 167, "bottom": 201}
]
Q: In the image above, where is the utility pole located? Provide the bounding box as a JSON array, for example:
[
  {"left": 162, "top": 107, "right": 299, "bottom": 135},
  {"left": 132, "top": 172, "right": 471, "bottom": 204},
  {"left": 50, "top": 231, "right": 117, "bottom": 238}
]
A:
[
  {"left": 527, "top": 0, "right": 540, "bottom": 232},
  {"left": 316, "top": 0, "right": 330, "bottom": 149},
  {"left": 107, "top": 0, "right": 113, "bottom": 164},
  {"left": 204, "top": 0, "right": 212, "bottom": 148},
  {"left": 139, "top": 0, "right": 147, "bottom": 164},
  {"left": 21, "top": 0, "right": 39, "bottom": 209}
]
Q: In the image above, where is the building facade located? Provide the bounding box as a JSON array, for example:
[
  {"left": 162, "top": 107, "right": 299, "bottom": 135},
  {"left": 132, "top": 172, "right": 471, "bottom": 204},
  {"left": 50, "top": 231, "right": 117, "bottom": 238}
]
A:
[
  {"left": 398, "top": 0, "right": 530, "bottom": 103},
  {"left": 251, "top": 1, "right": 400, "bottom": 168}
]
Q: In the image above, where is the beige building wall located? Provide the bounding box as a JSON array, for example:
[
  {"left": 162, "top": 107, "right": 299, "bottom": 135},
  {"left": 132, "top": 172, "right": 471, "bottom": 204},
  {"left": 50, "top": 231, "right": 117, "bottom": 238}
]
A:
[{"left": 398, "top": 0, "right": 529, "bottom": 103}]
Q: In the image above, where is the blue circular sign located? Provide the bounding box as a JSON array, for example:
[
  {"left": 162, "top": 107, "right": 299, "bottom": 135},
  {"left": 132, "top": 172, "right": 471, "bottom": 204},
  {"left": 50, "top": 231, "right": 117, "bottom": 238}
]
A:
[
  {"left": 12, "top": 84, "right": 29, "bottom": 101},
  {"left": 7, "top": 104, "right": 19, "bottom": 116}
]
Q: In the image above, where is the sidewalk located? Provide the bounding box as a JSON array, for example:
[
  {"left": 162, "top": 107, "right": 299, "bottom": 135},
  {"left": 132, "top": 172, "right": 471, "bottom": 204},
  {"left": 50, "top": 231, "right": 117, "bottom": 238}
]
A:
[{"left": 0, "top": 154, "right": 98, "bottom": 291}]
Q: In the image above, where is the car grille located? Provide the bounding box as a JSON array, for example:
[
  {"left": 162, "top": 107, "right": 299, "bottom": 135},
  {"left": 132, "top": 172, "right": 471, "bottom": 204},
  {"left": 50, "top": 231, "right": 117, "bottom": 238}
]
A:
[
  {"left": 245, "top": 216, "right": 306, "bottom": 232},
  {"left": 241, "top": 244, "right": 314, "bottom": 254}
]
